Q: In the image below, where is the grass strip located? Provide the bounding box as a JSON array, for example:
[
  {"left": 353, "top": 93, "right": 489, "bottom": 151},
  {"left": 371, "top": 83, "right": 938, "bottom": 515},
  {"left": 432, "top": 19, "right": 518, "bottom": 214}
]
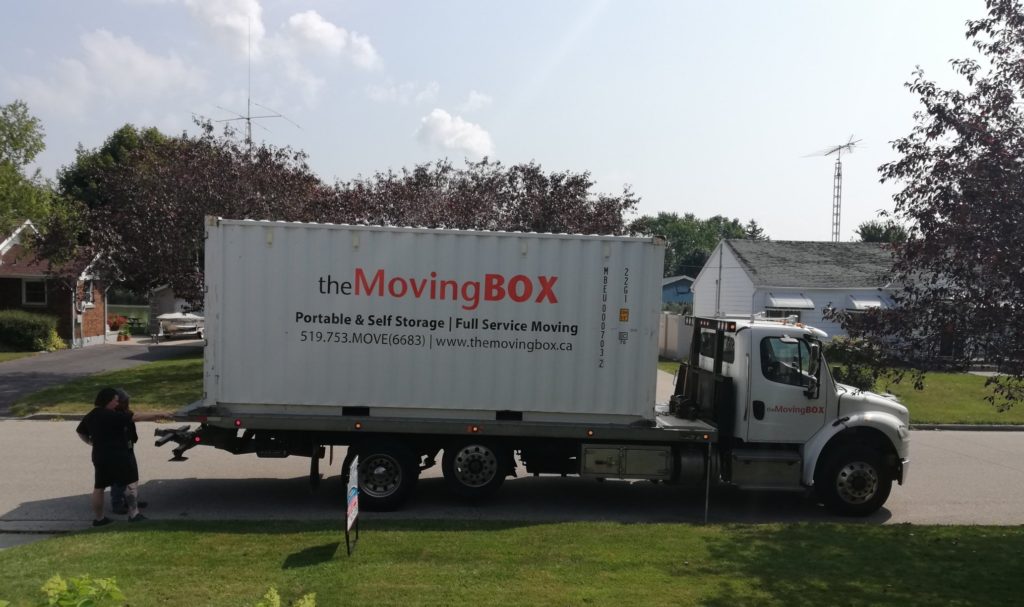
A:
[
  {"left": 10, "top": 353, "right": 202, "bottom": 417},
  {"left": 0, "top": 521, "right": 1021, "bottom": 606},
  {"left": 877, "top": 372, "right": 1024, "bottom": 425},
  {"left": 0, "top": 351, "right": 36, "bottom": 363}
]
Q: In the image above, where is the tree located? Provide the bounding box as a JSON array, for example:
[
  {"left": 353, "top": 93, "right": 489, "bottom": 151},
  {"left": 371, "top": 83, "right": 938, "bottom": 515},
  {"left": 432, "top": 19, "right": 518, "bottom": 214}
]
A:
[
  {"left": 331, "top": 159, "right": 638, "bottom": 235},
  {"left": 629, "top": 212, "right": 752, "bottom": 277},
  {"left": 834, "top": 0, "right": 1024, "bottom": 409},
  {"left": 0, "top": 99, "right": 53, "bottom": 233},
  {"left": 57, "top": 124, "right": 167, "bottom": 211},
  {"left": 855, "top": 219, "right": 909, "bottom": 243},
  {"left": 37, "top": 123, "right": 638, "bottom": 305},
  {"left": 744, "top": 219, "right": 769, "bottom": 241},
  {"left": 0, "top": 100, "right": 44, "bottom": 168}
]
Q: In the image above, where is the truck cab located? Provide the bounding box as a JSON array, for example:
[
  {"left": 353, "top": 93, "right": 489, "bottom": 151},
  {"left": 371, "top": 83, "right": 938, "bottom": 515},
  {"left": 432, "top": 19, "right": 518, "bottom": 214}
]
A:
[{"left": 673, "top": 316, "right": 910, "bottom": 516}]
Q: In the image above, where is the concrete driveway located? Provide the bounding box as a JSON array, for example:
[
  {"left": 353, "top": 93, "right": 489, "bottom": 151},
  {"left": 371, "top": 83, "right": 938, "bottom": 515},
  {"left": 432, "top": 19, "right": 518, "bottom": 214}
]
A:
[{"left": 0, "top": 338, "right": 202, "bottom": 416}]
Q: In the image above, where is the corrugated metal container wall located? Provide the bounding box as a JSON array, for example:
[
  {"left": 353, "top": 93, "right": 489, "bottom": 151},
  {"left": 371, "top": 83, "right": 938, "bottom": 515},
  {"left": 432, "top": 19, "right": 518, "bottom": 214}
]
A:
[{"left": 204, "top": 219, "right": 665, "bottom": 421}]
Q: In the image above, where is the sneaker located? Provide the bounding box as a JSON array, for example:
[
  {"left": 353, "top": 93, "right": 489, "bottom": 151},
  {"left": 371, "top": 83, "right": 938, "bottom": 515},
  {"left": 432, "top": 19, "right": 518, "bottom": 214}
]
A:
[
  {"left": 92, "top": 517, "right": 113, "bottom": 527},
  {"left": 128, "top": 513, "right": 147, "bottom": 523}
]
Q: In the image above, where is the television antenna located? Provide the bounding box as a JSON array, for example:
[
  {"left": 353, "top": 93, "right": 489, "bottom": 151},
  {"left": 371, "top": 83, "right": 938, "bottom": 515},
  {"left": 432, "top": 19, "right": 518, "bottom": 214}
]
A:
[
  {"left": 214, "top": 19, "right": 299, "bottom": 149},
  {"left": 806, "top": 135, "right": 860, "bottom": 242}
]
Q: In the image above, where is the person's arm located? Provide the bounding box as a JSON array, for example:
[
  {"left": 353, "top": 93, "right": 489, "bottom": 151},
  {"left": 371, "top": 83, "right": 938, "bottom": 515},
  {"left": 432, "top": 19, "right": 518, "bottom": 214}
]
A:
[
  {"left": 130, "top": 411, "right": 169, "bottom": 422},
  {"left": 75, "top": 418, "right": 91, "bottom": 445}
]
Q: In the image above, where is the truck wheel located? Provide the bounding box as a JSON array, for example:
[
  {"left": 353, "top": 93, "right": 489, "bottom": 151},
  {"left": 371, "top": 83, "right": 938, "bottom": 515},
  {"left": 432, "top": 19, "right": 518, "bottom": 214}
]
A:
[
  {"left": 816, "top": 444, "right": 892, "bottom": 517},
  {"left": 442, "top": 441, "right": 509, "bottom": 500},
  {"left": 354, "top": 441, "right": 418, "bottom": 511}
]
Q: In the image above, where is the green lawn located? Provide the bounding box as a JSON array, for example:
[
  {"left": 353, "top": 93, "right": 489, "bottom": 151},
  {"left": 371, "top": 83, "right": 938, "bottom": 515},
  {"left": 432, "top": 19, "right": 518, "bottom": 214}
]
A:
[
  {"left": 10, "top": 353, "right": 202, "bottom": 417},
  {"left": 877, "top": 371, "right": 1024, "bottom": 425},
  {"left": 0, "top": 351, "right": 36, "bottom": 363},
  {"left": 0, "top": 521, "right": 1021, "bottom": 606},
  {"left": 658, "top": 358, "right": 681, "bottom": 375}
]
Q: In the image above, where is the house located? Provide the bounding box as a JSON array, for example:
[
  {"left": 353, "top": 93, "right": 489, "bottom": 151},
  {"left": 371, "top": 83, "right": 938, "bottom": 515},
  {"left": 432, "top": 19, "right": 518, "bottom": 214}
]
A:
[
  {"left": 0, "top": 220, "right": 113, "bottom": 347},
  {"left": 661, "top": 275, "right": 694, "bottom": 305},
  {"left": 691, "top": 239, "right": 893, "bottom": 339}
]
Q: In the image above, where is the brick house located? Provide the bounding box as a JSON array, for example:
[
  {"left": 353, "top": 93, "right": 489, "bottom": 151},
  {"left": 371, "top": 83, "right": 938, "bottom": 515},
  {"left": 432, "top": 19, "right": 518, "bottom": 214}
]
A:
[{"left": 0, "top": 220, "right": 113, "bottom": 347}]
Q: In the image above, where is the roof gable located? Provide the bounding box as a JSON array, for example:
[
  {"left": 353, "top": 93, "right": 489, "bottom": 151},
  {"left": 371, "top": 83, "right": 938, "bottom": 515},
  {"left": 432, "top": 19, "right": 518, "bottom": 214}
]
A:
[{"left": 725, "top": 240, "right": 893, "bottom": 288}]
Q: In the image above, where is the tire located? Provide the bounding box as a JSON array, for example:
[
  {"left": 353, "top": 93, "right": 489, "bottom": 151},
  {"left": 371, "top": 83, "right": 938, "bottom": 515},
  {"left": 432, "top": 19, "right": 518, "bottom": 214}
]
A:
[
  {"left": 816, "top": 444, "right": 892, "bottom": 517},
  {"left": 442, "top": 441, "right": 509, "bottom": 500},
  {"left": 352, "top": 441, "right": 418, "bottom": 511}
]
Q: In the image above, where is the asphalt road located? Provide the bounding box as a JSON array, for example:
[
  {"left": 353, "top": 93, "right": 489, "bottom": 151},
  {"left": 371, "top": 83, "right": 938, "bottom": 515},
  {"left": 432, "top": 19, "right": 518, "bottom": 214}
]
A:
[
  {"left": 0, "top": 339, "right": 202, "bottom": 415},
  {"left": 1, "top": 421, "right": 1022, "bottom": 534}
]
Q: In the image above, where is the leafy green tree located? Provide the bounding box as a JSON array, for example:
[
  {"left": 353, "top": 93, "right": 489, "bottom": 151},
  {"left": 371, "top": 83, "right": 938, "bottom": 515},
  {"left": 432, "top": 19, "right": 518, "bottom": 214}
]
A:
[
  {"left": 629, "top": 212, "right": 751, "bottom": 277},
  {"left": 57, "top": 123, "right": 167, "bottom": 210},
  {"left": 0, "top": 99, "right": 53, "bottom": 233},
  {"left": 0, "top": 100, "right": 44, "bottom": 168},
  {"left": 855, "top": 219, "right": 908, "bottom": 243},
  {"left": 835, "top": 0, "right": 1024, "bottom": 409}
]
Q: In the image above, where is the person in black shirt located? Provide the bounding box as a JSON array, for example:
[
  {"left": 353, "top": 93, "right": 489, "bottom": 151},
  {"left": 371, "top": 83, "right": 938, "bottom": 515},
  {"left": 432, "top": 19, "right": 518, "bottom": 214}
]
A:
[{"left": 77, "top": 387, "right": 164, "bottom": 526}]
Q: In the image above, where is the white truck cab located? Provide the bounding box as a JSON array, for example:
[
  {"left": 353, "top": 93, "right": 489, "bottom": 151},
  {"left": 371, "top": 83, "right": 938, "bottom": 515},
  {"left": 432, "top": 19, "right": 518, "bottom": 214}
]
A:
[{"left": 674, "top": 316, "right": 910, "bottom": 516}]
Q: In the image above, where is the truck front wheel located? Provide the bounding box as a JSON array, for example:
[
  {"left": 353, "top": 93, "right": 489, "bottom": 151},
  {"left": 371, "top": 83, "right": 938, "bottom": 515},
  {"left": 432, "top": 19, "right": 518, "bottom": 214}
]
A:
[
  {"left": 354, "top": 441, "right": 419, "bottom": 511},
  {"left": 816, "top": 444, "right": 892, "bottom": 517},
  {"left": 442, "top": 441, "right": 509, "bottom": 500}
]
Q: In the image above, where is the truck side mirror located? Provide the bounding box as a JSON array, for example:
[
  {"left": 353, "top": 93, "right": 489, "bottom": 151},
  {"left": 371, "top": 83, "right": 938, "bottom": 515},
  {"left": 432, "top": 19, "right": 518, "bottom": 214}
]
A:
[
  {"left": 804, "top": 375, "right": 819, "bottom": 399},
  {"left": 807, "top": 342, "right": 821, "bottom": 377},
  {"left": 804, "top": 341, "right": 821, "bottom": 399}
]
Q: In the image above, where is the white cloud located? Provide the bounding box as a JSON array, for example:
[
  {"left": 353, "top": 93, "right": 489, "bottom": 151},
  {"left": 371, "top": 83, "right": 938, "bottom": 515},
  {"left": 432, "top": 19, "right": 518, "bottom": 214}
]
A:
[
  {"left": 416, "top": 109, "right": 494, "bottom": 158},
  {"left": 366, "top": 80, "right": 438, "bottom": 105},
  {"left": 415, "top": 82, "right": 440, "bottom": 104},
  {"left": 9, "top": 30, "right": 205, "bottom": 117},
  {"left": 185, "top": 0, "right": 264, "bottom": 58},
  {"left": 458, "top": 90, "right": 493, "bottom": 112},
  {"left": 285, "top": 10, "right": 345, "bottom": 55},
  {"left": 277, "top": 10, "right": 381, "bottom": 70}
]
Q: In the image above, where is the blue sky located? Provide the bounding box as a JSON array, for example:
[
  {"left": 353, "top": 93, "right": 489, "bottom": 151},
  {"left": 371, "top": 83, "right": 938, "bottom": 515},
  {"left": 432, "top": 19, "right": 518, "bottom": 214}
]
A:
[{"left": 4, "top": 0, "right": 980, "bottom": 240}]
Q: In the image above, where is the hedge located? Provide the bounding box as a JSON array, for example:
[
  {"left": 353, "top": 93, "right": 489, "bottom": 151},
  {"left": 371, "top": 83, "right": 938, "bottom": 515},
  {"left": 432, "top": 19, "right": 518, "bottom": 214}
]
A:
[{"left": 0, "top": 310, "right": 64, "bottom": 351}]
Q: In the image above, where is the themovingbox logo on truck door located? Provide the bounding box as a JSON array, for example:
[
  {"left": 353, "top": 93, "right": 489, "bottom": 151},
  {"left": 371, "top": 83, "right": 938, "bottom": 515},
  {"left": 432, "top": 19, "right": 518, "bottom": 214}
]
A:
[{"left": 317, "top": 268, "right": 559, "bottom": 311}]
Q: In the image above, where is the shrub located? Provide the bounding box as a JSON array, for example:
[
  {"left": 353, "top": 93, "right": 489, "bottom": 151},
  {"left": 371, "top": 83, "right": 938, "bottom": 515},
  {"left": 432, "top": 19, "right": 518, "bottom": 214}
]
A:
[
  {"left": 0, "top": 310, "right": 61, "bottom": 351},
  {"left": 108, "top": 314, "right": 127, "bottom": 331},
  {"left": 825, "top": 336, "right": 885, "bottom": 391},
  {"left": 41, "top": 574, "right": 124, "bottom": 606}
]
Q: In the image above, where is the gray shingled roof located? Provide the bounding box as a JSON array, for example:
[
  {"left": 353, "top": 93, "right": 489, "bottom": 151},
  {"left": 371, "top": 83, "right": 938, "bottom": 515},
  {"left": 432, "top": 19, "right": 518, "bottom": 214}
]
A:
[{"left": 725, "top": 240, "right": 893, "bottom": 288}]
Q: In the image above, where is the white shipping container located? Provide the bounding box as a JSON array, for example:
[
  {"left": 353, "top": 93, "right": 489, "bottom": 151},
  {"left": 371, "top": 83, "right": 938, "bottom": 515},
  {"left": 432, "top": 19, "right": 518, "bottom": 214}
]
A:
[{"left": 204, "top": 218, "right": 666, "bottom": 423}]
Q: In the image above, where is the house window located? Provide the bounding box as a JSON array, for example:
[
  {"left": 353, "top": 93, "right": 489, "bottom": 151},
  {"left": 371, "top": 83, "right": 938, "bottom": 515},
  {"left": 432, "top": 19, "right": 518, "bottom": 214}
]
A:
[
  {"left": 765, "top": 309, "right": 802, "bottom": 322},
  {"left": 23, "top": 279, "right": 47, "bottom": 306},
  {"left": 82, "top": 280, "right": 95, "bottom": 307}
]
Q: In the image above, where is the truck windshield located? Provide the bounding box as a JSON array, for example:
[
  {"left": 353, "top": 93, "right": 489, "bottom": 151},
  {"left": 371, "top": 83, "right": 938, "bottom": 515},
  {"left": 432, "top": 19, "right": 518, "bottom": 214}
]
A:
[{"left": 759, "top": 336, "right": 813, "bottom": 387}]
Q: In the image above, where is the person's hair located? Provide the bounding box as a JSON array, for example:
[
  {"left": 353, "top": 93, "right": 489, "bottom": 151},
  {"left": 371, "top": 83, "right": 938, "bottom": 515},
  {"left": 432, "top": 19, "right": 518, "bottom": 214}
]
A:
[
  {"left": 114, "top": 388, "right": 131, "bottom": 411},
  {"left": 94, "top": 387, "right": 118, "bottom": 408}
]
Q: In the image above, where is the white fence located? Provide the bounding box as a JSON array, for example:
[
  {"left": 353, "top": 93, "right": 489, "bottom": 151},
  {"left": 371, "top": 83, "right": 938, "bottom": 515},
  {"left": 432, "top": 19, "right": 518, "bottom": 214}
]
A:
[{"left": 658, "top": 312, "right": 691, "bottom": 361}]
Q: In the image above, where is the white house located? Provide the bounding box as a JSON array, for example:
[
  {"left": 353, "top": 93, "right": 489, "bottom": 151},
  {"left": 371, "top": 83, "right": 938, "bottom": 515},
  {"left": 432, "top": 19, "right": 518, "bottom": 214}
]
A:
[{"left": 692, "top": 240, "right": 893, "bottom": 339}]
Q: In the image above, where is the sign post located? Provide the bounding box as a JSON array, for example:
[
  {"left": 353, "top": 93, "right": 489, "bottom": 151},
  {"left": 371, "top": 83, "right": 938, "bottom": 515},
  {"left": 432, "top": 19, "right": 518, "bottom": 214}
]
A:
[{"left": 345, "top": 456, "right": 359, "bottom": 556}]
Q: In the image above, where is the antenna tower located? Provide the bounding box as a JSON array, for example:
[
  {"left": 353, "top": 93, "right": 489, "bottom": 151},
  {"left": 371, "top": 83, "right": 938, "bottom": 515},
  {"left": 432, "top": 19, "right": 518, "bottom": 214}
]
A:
[
  {"left": 807, "top": 135, "right": 860, "bottom": 242},
  {"left": 214, "top": 19, "right": 299, "bottom": 150}
]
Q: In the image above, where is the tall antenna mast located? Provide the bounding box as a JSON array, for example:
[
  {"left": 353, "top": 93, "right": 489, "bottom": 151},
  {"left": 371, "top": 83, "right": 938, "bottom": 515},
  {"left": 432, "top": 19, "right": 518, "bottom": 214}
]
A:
[
  {"left": 806, "top": 135, "right": 860, "bottom": 242},
  {"left": 215, "top": 18, "right": 299, "bottom": 150}
]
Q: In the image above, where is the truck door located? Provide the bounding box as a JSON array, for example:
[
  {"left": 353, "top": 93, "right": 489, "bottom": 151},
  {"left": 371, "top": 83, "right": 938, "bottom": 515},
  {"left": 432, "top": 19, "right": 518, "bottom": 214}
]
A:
[{"left": 746, "top": 333, "right": 826, "bottom": 443}]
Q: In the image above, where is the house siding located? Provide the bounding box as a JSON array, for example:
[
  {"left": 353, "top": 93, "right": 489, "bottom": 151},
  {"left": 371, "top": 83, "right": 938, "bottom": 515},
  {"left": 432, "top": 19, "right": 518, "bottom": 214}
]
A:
[{"left": 692, "top": 242, "right": 755, "bottom": 317}]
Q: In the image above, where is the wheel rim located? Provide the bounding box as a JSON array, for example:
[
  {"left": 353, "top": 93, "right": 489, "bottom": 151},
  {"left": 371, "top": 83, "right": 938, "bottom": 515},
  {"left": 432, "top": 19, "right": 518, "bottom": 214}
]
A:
[
  {"left": 835, "top": 460, "right": 879, "bottom": 504},
  {"left": 361, "top": 453, "right": 403, "bottom": 498},
  {"left": 452, "top": 444, "right": 499, "bottom": 488}
]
